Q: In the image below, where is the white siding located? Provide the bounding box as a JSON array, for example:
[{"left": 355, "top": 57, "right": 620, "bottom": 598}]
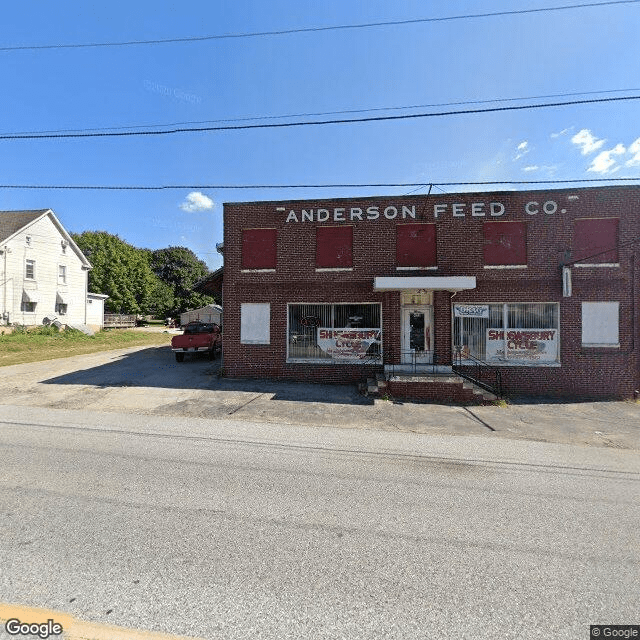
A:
[{"left": 1, "top": 214, "right": 88, "bottom": 326}]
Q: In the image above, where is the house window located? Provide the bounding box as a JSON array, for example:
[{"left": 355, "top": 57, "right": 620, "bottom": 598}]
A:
[
  {"left": 573, "top": 218, "right": 619, "bottom": 265},
  {"left": 240, "top": 303, "right": 270, "bottom": 344},
  {"left": 316, "top": 226, "right": 353, "bottom": 269},
  {"left": 56, "top": 303, "right": 68, "bottom": 315},
  {"left": 453, "top": 302, "right": 559, "bottom": 365},
  {"left": 61, "top": 240, "right": 68, "bottom": 254},
  {"left": 21, "top": 301, "right": 36, "bottom": 313},
  {"left": 396, "top": 223, "right": 437, "bottom": 268},
  {"left": 58, "top": 265, "right": 67, "bottom": 284},
  {"left": 288, "top": 303, "right": 381, "bottom": 362},
  {"left": 582, "top": 302, "right": 619, "bottom": 346},
  {"left": 25, "top": 259, "right": 35, "bottom": 279},
  {"left": 25, "top": 235, "right": 32, "bottom": 246},
  {"left": 241, "top": 229, "right": 277, "bottom": 270},
  {"left": 483, "top": 221, "right": 527, "bottom": 267}
]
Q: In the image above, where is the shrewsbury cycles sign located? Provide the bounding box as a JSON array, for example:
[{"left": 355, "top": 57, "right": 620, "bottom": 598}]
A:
[{"left": 277, "top": 200, "right": 567, "bottom": 223}]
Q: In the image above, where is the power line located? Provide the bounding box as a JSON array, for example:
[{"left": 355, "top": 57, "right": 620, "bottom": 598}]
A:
[
  {"left": 4, "top": 87, "right": 639, "bottom": 137},
  {"left": 0, "top": 178, "right": 637, "bottom": 191},
  {"left": 1, "top": 1, "right": 637, "bottom": 52},
  {"left": 1, "top": 95, "right": 639, "bottom": 141}
]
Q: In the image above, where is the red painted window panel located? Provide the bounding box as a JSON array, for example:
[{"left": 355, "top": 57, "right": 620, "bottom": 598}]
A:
[
  {"left": 316, "top": 226, "right": 353, "bottom": 268},
  {"left": 573, "top": 218, "right": 618, "bottom": 264},
  {"left": 242, "top": 229, "right": 277, "bottom": 269},
  {"left": 396, "top": 223, "right": 437, "bottom": 267},
  {"left": 483, "top": 221, "right": 527, "bottom": 266}
]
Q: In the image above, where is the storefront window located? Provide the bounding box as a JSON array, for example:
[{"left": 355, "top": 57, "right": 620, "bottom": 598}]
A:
[
  {"left": 288, "top": 303, "right": 381, "bottom": 362},
  {"left": 453, "top": 302, "right": 559, "bottom": 365}
]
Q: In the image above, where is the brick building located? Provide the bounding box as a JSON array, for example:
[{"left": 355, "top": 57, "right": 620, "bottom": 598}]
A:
[{"left": 221, "top": 185, "right": 640, "bottom": 400}]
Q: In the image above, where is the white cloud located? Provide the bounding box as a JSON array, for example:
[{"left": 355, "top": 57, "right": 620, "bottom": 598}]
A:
[
  {"left": 587, "top": 143, "right": 626, "bottom": 173},
  {"left": 514, "top": 140, "right": 529, "bottom": 160},
  {"left": 551, "top": 127, "right": 572, "bottom": 139},
  {"left": 571, "top": 129, "right": 606, "bottom": 155},
  {"left": 523, "top": 165, "right": 539, "bottom": 172},
  {"left": 179, "top": 191, "right": 215, "bottom": 212},
  {"left": 625, "top": 137, "right": 640, "bottom": 166}
]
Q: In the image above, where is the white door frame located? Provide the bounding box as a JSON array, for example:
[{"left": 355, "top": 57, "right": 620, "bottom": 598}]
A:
[{"left": 401, "top": 305, "right": 433, "bottom": 364}]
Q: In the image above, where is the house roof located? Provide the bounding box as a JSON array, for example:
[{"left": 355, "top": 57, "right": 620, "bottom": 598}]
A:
[
  {"left": 0, "top": 208, "right": 92, "bottom": 268},
  {"left": 0, "top": 210, "right": 50, "bottom": 243}
]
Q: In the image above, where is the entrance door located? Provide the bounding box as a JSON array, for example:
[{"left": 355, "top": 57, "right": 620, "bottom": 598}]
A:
[{"left": 401, "top": 306, "right": 433, "bottom": 364}]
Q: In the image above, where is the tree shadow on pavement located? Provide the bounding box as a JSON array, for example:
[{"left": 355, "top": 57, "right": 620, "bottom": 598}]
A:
[{"left": 40, "top": 345, "right": 374, "bottom": 406}]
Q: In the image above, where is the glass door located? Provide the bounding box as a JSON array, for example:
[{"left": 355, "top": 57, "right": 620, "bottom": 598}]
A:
[{"left": 401, "top": 306, "right": 433, "bottom": 364}]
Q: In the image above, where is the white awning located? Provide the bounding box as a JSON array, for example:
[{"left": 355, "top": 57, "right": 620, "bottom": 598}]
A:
[
  {"left": 374, "top": 276, "right": 476, "bottom": 291},
  {"left": 22, "top": 290, "right": 40, "bottom": 303},
  {"left": 56, "top": 291, "right": 66, "bottom": 304}
]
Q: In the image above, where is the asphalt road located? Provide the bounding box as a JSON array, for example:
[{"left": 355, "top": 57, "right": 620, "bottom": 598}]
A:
[{"left": 0, "top": 407, "right": 638, "bottom": 640}]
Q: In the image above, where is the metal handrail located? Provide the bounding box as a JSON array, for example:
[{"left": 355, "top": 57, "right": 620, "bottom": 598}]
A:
[{"left": 451, "top": 348, "right": 503, "bottom": 397}]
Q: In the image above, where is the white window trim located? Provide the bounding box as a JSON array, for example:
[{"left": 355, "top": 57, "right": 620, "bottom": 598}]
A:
[
  {"left": 483, "top": 265, "right": 528, "bottom": 269},
  {"left": 315, "top": 267, "right": 353, "bottom": 272},
  {"left": 396, "top": 266, "right": 438, "bottom": 271},
  {"left": 25, "top": 259, "right": 36, "bottom": 280},
  {"left": 574, "top": 263, "right": 619, "bottom": 268},
  {"left": 241, "top": 269, "right": 276, "bottom": 273}
]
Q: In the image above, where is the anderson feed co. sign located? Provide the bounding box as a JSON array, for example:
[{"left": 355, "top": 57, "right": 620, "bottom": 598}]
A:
[
  {"left": 486, "top": 329, "right": 558, "bottom": 363},
  {"left": 277, "top": 199, "right": 569, "bottom": 223}
]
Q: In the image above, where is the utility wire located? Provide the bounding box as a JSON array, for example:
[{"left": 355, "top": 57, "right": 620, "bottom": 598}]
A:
[
  {"left": 1, "top": 95, "right": 638, "bottom": 141},
  {"left": 1, "top": 1, "right": 637, "bottom": 51},
  {"left": 4, "top": 87, "right": 639, "bottom": 137},
  {"left": 0, "top": 178, "right": 638, "bottom": 191}
]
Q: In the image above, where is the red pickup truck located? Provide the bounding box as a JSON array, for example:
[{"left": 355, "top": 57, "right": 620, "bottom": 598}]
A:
[{"left": 171, "top": 322, "right": 222, "bottom": 362}]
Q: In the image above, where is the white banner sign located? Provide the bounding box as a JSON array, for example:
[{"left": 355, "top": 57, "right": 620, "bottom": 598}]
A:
[
  {"left": 317, "top": 328, "right": 381, "bottom": 360},
  {"left": 486, "top": 328, "right": 558, "bottom": 362},
  {"left": 455, "top": 305, "right": 489, "bottom": 318}
]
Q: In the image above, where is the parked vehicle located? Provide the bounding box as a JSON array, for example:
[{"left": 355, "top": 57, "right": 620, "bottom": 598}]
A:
[{"left": 171, "top": 321, "right": 222, "bottom": 362}]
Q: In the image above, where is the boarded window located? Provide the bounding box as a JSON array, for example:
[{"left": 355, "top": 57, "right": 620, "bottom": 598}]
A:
[
  {"left": 396, "top": 223, "right": 437, "bottom": 267},
  {"left": 316, "top": 226, "right": 353, "bottom": 268},
  {"left": 242, "top": 229, "right": 277, "bottom": 269},
  {"left": 582, "top": 302, "right": 619, "bottom": 346},
  {"left": 574, "top": 218, "right": 618, "bottom": 264},
  {"left": 241, "top": 303, "right": 270, "bottom": 344},
  {"left": 483, "top": 222, "right": 527, "bottom": 266}
]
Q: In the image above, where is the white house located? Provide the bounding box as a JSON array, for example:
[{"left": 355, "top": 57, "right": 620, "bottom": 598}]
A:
[{"left": 0, "top": 209, "right": 93, "bottom": 327}]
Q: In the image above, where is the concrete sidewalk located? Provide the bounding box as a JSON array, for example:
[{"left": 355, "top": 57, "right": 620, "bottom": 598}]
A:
[{"left": 0, "top": 344, "right": 638, "bottom": 450}]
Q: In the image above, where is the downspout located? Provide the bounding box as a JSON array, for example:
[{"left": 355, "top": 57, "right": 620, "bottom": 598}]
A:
[{"left": 2, "top": 246, "right": 7, "bottom": 325}]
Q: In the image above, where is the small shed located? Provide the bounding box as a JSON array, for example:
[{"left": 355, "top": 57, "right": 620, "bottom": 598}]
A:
[
  {"left": 180, "top": 304, "right": 222, "bottom": 327},
  {"left": 86, "top": 292, "right": 109, "bottom": 330}
]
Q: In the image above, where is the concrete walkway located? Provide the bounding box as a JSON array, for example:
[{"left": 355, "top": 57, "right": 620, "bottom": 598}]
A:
[{"left": 0, "top": 344, "right": 638, "bottom": 450}]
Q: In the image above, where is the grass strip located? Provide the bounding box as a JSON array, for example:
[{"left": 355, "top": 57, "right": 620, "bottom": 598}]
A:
[{"left": 0, "top": 326, "right": 171, "bottom": 367}]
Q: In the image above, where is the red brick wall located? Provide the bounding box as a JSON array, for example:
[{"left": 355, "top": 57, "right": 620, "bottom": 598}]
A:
[{"left": 223, "top": 186, "right": 640, "bottom": 399}]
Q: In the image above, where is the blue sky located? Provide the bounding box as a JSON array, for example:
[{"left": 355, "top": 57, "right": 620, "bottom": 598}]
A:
[{"left": 1, "top": 0, "right": 639, "bottom": 270}]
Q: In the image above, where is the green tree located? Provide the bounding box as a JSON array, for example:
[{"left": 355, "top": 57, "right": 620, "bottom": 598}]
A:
[
  {"left": 150, "top": 246, "right": 215, "bottom": 314},
  {"left": 72, "top": 231, "right": 163, "bottom": 314}
]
